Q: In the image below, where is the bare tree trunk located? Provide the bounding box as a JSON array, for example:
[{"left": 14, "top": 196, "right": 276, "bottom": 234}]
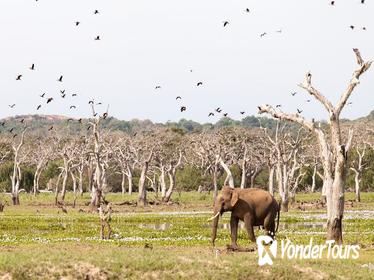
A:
[
  {"left": 121, "top": 172, "right": 126, "bottom": 195},
  {"left": 159, "top": 165, "right": 167, "bottom": 200},
  {"left": 311, "top": 164, "right": 317, "bottom": 192},
  {"left": 138, "top": 164, "right": 148, "bottom": 206},
  {"left": 127, "top": 166, "right": 133, "bottom": 195},
  {"left": 240, "top": 160, "right": 247, "bottom": 189},
  {"left": 268, "top": 165, "right": 275, "bottom": 196},
  {"left": 219, "top": 157, "right": 234, "bottom": 188}
]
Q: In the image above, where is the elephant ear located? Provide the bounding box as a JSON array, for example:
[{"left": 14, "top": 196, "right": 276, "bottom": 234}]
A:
[{"left": 231, "top": 191, "right": 239, "bottom": 207}]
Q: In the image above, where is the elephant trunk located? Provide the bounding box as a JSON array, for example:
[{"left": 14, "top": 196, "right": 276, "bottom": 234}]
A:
[{"left": 211, "top": 204, "right": 221, "bottom": 246}]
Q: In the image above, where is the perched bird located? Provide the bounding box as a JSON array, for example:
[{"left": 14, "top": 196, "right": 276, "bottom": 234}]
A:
[
  {"left": 180, "top": 106, "right": 186, "bottom": 112},
  {"left": 176, "top": 96, "right": 182, "bottom": 100},
  {"left": 30, "top": 64, "right": 35, "bottom": 70},
  {"left": 16, "top": 75, "right": 22, "bottom": 80},
  {"left": 95, "top": 36, "right": 101, "bottom": 40},
  {"left": 70, "top": 106, "right": 76, "bottom": 109},
  {"left": 9, "top": 104, "right": 16, "bottom": 108},
  {"left": 208, "top": 112, "right": 214, "bottom": 117},
  {"left": 47, "top": 97, "right": 53, "bottom": 104},
  {"left": 197, "top": 82, "right": 203, "bottom": 86},
  {"left": 57, "top": 75, "right": 63, "bottom": 82},
  {"left": 297, "top": 109, "right": 303, "bottom": 114},
  {"left": 223, "top": 21, "right": 229, "bottom": 27}
]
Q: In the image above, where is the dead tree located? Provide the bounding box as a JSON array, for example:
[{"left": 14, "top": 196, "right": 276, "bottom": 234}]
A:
[
  {"left": 350, "top": 145, "right": 367, "bottom": 202},
  {"left": 10, "top": 129, "right": 27, "bottom": 205},
  {"left": 259, "top": 49, "right": 372, "bottom": 243}
]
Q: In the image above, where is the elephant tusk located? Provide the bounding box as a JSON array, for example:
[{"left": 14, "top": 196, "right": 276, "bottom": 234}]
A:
[{"left": 207, "top": 212, "right": 220, "bottom": 221}]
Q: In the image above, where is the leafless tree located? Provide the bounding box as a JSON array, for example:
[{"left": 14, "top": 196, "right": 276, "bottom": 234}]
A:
[
  {"left": 259, "top": 49, "right": 372, "bottom": 243},
  {"left": 10, "top": 128, "right": 28, "bottom": 205}
]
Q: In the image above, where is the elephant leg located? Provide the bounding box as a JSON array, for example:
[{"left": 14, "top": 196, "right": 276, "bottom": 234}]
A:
[
  {"left": 264, "top": 214, "right": 275, "bottom": 238},
  {"left": 230, "top": 215, "right": 239, "bottom": 249},
  {"left": 244, "top": 214, "right": 256, "bottom": 242}
]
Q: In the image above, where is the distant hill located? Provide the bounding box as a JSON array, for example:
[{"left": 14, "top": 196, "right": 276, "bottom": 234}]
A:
[{"left": 0, "top": 111, "right": 373, "bottom": 136}]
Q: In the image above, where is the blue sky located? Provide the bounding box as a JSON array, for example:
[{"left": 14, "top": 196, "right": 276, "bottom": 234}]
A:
[{"left": 0, "top": 0, "right": 373, "bottom": 123}]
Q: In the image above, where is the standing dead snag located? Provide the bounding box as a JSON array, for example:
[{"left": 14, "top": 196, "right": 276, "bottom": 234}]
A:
[
  {"left": 99, "top": 203, "right": 112, "bottom": 240},
  {"left": 10, "top": 128, "right": 27, "bottom": 205},
  {"left": 259, "top": 49, "right": 372, "bottom": 243}
]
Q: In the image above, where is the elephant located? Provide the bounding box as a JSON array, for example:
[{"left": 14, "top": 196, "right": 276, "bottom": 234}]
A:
[{"left": 209, "top": 186, "right": 280, "bottom": 249}]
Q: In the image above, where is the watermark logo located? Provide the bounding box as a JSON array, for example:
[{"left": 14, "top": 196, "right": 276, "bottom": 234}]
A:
[
  {"left": 256, "top": 235, "right": 360, "bottom": 266},
  {"left": 257, "top": 235, "right": 277, "bottom": 266}
]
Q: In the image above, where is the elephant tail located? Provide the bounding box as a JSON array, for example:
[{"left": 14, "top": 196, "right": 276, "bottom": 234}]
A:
[{"left": 275, "top": 201, "right": 280, "bottom": 233}]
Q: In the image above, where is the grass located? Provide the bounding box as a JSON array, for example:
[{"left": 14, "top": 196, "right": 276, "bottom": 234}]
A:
[{"left": 0, "top": 192, "right": 374, "bottom": 279}]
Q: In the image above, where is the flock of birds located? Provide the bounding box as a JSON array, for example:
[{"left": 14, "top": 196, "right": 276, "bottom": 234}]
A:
[
  {"left": 1, "top": 1, "right": 370, "bottom": 136},
  {"left": 3, "top": 8, "right": 106, "bottom": 137}
]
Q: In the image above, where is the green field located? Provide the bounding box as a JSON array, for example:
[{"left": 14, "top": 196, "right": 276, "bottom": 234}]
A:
[{"left": 1, "top": 192, "right": 374, "bottom": 279}]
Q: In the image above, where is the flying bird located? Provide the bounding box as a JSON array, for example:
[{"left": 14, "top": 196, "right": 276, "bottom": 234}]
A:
[
  {"left": 362, "top": 27, "right": 367, "bottom": 31},
  {"left": 180, "top": 106, "right": 186, "bottom": 112},
  {"left": 276, "top": 104, "right": 281, "bottom": 108},
  {"left": 40, "top": 93, "right": 46, "bottom": 98},
  {"left": 9, "top": 104, "right": 16, "bottom": 108},
  {"left": 197, "top": 82, "right": 203, "bottom": 86},
  {"left": 70, "top": 106, "right": 76, "bottom": 109},
  {"left": 350, "top": 25, "right": 355, "bottom": 30},
  {"left": 330, "top": 1, "right": 335, "bottom": 5},
  {"left": 291, "top": 92, "right": 297, "bottom": 96},
  {"left": 176, "top": 96, "right": 182, "bottom": 100},
  {"left": 30, "top": 64, "right": 35, "bottom": 70},
  {"left": 72, "top": 94, "right": 77, "bottom": 97},
  {"left": 208, "top": 112, "right": 214, "bottom": 117},
  {"left": 223, "top": 21, "right": 229, "bottom": 27},
  {"left": 58, "top": 75, "right": 63, "bottom": 82},
  {"left": 240, "top": 111, "right": 245, "bottom": 115},
  {"left": 223, "top": 113, "right": 228, "bottom": 117},
  {"left": 88, "top": 100, "right": 94, "bottom": 105},
  {"left": 260, "top": 32, "right": 267, "bottom": 37},
  {"left": 94, "top": 10, "right": 99, "bottom": 14},
  {"left": 37, "top": 105, "right": 41, "bottom": 110},
  {"left": 95, "top": 36, "right": 101, "bottom": 40},
  {"left": 103, "top": 112, "right": 108, "bottom": 119},
  {"left": 245, "top": 8, "right": 250, "bottom": 13},
  {"left": 216, "top": 108, "right": 222, "bottom": 113},
  {"left": 155, "top": 86, "right": 161, "bottom": 89},
  {"left": 48, "top": 126, "right": 53, "bottom": 131},
  {"left": 297, "top": 109, "right": 303, "bottom": 114},
  {"left": 75, "top": 21, "right": 80, "bottom": 26},
  {"left": 16, "top": 75, "right": 22, "bottom": 80},
  {"left": 306, "top": 100, "right": 311, "bottom": 103},
  {"left": 47, "top": 98, "right": 53, "bottom": 104}
]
